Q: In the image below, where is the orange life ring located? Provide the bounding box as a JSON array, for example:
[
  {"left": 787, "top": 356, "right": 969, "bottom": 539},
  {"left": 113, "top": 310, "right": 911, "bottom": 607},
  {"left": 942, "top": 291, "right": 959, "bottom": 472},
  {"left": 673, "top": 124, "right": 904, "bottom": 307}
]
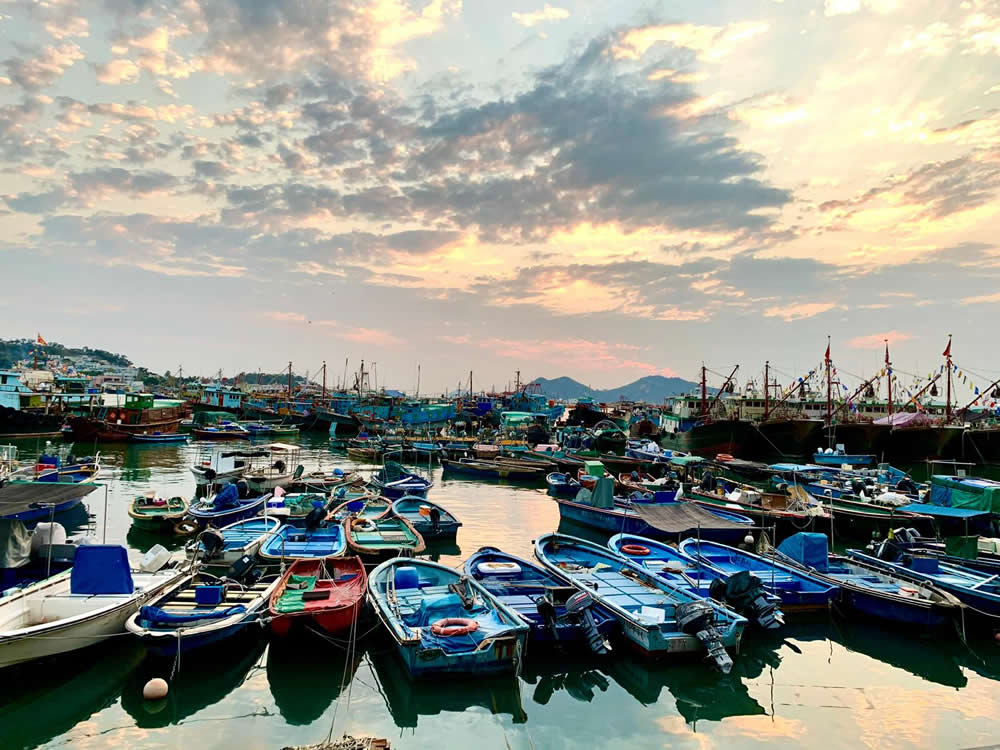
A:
[
  {"left": 716, "top": 454, "right": 734, "bottom": 462},
  {"left": 430, "top": 617, "right": 480, "bottom": 637},
  {"left": 621, "top": 544, "right": 651, "bottom": 556}
]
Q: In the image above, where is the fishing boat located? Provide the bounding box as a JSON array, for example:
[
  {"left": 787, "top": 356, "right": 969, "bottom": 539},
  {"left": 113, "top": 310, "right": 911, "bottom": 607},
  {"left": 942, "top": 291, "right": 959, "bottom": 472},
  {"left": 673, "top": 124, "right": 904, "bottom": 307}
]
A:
[
  {"left": 344, "top": 512, "right": 425, "bottom": 562},
  {"left": 9, "top": 451, "right": 101, "bottom": 485},
  {"left": 268, "top": 556, "right": 367, "bottom": 637},
  {"left": 776, "top": 533, "right": 965, "bottom": 629},
  {"left": 187, "top": 485, "right": 270, "bottom": 528},
  {"left": 625, "top": 440, "right": 683, "bottom": 463},
  {"left": 368, "top": 461, "right": 432, "bottom": 499},
  {"left": 368, "top": 557, "right": 529, "bottom": 678},
  {"left": 391, "top": 496, "right": 461, "bottom": 540},
  {"left": 545, "top": 472, "right": 582, "bottom": 496},
  {"left": 609, "top": 534, "right": 785, "bottom": 629},
  {"left": 190, "top": 446, "right": 252, "bottom": 487},
  {"left": 258, "top": 522, "right": 348, "bottom": 562},
  {"left": 685, "top": 484, "right": 831, "bottom": 536},
  {"left": 125, "top": 570, "right": 281, "bottom": 655},
  {"left": 129, "top": 432, "right": 189, "bottom": 444},
  {"left": 534, "top": 533, "right": 746, "bottom": 672},
  {"left": 127, "top": 492, "right": 189, "bottom": 532},
  {"left": 196, "top": 516, "right": 283, "bottom": 564},
  {"left": 676, "top": 538, "right": 838, "bottom": 612},
  {"left": 0, "top": 545, "right": 185, "bottom": 669},
  {"left": 64, "top": 393, "right": 185, "bottom": 442},
  {"left": 242, "top": 443, "right": 301, "bottom": 493},
  {"left": 590, "top": 420, "right": 629, "bottom": 454},
  {"left": 554, "top": 478, "right": 754, "bottom": 544},
  {"left": 285, "top": 467, "right": 360, "bottom": 493},
  {"left": 464, "top": 546, "right": 617, "bottom": 653},
  {"left": 576, "top": 464, "right": 615, "bottom": 491},
  {"left": 441, "top": 457, "right": 545, "bottom": 481},
  {"left": 0, "top": 481, "right": 100, "bottom": 522},
  {"left": 812, "top": 445, "right": 875, "bottom": 467},
  {"left": 192, "top": 423, "right": 252, "bottom": 441}
]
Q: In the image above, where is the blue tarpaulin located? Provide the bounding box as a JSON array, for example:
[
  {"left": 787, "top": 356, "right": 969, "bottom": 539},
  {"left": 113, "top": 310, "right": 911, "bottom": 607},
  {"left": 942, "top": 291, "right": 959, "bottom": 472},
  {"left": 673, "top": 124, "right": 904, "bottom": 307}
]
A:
[
  {"left": 898, "top": 503, "right": 991, "bottom": 519},
  {"left": 70, "top": 545, "right": 134, "bottom": 595},
  {"left": 776, "top": 533, "right": 830, "bottom": 572}
]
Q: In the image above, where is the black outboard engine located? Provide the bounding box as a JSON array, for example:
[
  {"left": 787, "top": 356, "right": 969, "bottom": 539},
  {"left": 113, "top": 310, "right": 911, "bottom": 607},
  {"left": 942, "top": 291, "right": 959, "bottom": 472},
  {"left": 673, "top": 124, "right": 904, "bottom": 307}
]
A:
[
  {"left": 199, "top": 528, "right": 225, "bottom": 561},
  {"left": 875, "top": 538, "right": 904, "bottom": 562},
  {"left": 709, "top": 571, "right": 784, "bottom": 631},
  {"left": 675, "top": 600, "right": 733, "bottom": 673},
  {"left": 851, "top": 480, "right": 865, "bottom": 496},
  {"left": 225, "top": 553, "right": 260, "bottom": 584},
  {"left": 896, "top": 477, "right": 918, "bottom": 495},
  {"left": 701, "top": 471, "right": 717, "bottom": 492},
  {"left": 429, "top": 506, "right": 441, "bottom": 534},
  {"left": 535, "top": 596, "right": 559, "bottom": 641},
  {"left": 563, "top": 589, "right": 609, "bottom": 656},
  {"left": 236, "top": 479, "right": 250, "bottom": 498},
  {"left": 304, "top": 505, "right": 326, "bottom": 530}
]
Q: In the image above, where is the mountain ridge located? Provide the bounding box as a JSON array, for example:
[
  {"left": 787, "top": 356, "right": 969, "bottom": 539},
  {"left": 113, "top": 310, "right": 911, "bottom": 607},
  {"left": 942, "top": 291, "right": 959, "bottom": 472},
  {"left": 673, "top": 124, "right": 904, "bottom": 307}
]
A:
[{"left": 531, "top": 375, "right": 702, "bottom": 402}]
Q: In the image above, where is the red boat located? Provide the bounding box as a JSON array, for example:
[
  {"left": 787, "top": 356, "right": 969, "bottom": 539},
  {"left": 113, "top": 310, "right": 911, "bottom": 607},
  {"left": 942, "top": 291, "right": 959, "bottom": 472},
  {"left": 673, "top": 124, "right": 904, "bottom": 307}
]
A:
[
  {"left": 65, "top": 393, "right": 184, "bottom": 441},
  {"left": 576, "top": 467, "right": 614, "bottom": 490},
  {"left": 268, "top": 557, "right": 367, "bottom": 637}
]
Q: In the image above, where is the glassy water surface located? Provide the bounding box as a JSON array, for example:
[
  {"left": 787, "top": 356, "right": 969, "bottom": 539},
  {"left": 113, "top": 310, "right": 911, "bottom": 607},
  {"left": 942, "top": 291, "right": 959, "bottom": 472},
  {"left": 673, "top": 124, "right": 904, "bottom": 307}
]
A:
[{"left": 4, "top": 434, "right": 1000, "bottom": 750}]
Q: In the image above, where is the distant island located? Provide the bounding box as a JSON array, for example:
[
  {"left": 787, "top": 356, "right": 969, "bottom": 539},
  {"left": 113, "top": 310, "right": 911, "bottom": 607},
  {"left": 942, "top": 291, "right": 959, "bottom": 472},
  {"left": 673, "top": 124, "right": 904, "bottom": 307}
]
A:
[{"left": 531, "top": 375, "right": 705, "bottom": 402}]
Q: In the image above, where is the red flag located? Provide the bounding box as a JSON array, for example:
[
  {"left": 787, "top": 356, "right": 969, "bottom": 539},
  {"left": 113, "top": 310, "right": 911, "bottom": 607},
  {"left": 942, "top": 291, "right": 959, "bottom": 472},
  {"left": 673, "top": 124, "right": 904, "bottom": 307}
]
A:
[
  {"left": 884, "top": 342, "right": 890, "bottom": 365},
  {"left": 824, "top": 342, "right": 830, "bottom": 362},
  {"left": 943, "top": 337, "right": 951, "bottom": 358},
  {"left": 36, "top": 333, "right": 46, "bottom": 346}
]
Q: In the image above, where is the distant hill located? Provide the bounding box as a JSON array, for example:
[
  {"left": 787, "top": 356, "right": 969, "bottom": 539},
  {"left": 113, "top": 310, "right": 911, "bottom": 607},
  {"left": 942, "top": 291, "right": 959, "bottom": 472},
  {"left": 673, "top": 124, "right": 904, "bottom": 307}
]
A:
[
  {"left": 0, "top": 338, "right": 131, "bottom": 370},
  {"left": 531, "top": 375, "right": 704, "bottom": 402}
]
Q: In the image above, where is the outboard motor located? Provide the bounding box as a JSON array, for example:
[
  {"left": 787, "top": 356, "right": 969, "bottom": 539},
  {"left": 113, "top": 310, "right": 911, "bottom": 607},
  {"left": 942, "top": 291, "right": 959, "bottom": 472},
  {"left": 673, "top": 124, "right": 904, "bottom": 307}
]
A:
[
  {"left": 563, "top": 589, "right": 609, "bottom": 655},
  {"left": 199, "top": 528, "right": 225, "bottom": 561},
  {"left": 896, "top": 477, "right": 918, "bottom": 495},
  {"left": 304, "top": 505, "right": 327, "bottom": 530},
  {"left": 709, "top": 571, "right": 784, "bottom": 631},
  {"left": 701, "top": 471, "right": 717, "bottom": 492},
  {"left": 535, "top": 596, "right": 559, "bottom": 641},
  {"left": 851, "top": 480, "right": 865, "bottom": 497},
  {"left": 429, "top": 506, "right": 441, "bottom": 534},
  {"left": 675, "top": 600, "right": 733, "bottom": 673},
  {"left": 235, "top": 479, "right": 250, "bottom": 498}
]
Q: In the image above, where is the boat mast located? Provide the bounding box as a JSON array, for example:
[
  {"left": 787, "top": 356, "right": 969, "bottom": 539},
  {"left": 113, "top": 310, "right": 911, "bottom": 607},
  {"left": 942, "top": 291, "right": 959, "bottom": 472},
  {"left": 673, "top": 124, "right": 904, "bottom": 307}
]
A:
[
  {"left": 763, "top": 361, "right": 770, "bottom": 420},
  {"left": 287, "top": 361, "right": 292, "bottom": 401},
  {"left": 825, "top": 336, "right": 832, "bottom": 427},
  {"left": 321, "top": 360, "right": 327, "bottom": 403},
  {"left": 515, "top": 370, "right": 521, "bottom": 392},
  {"left": 944, "top": 334, "right": 953, "bottom": 423},
  {"left": 416, "top": 364, "right": 420, "bottom": 398},
  {"left": 885, "top": 340, "right": 893, "bottom": 420},
  {"left": 469, "top": 370, "right": 473, "bottom": 399},
  {"left": 700, "top": 364, "right": 707, "bottom": 417},
  {"left": 342, "top": 358, "right": 348, "bottom": 391}
]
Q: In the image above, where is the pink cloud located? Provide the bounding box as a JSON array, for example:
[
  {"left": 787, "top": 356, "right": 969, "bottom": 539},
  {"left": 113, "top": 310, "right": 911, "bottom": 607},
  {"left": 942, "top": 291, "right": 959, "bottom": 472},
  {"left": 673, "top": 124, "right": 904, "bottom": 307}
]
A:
[
  {"left": 848, "top": 330, "right": 913, "bottom": 348},
  {"left": 339, "top": 327, "right": 401, "bottom": 346},
  {"left": 763, "top": 302, "right": 838, "bottom": 321}
]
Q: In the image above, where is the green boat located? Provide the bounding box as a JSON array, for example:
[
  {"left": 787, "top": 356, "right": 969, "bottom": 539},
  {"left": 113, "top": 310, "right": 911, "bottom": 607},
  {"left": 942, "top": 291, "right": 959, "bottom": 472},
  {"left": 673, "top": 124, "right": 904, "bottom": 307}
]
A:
[
  {"left": 344, "top": 513, "right": 425, "bottom": 562},
  {"left": 127, "top": 493, "right": 189, "bottom": 532}
]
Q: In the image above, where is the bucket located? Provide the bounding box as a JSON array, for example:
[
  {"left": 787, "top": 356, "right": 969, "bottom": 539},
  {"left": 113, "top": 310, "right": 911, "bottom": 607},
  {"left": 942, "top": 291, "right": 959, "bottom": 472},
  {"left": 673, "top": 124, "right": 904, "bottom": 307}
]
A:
[
  {"left": 346, "top": 500, "right": 366, "bottom": 513},
  {"left": 418, "top": 505, "right": 432, "bottom": 517}
]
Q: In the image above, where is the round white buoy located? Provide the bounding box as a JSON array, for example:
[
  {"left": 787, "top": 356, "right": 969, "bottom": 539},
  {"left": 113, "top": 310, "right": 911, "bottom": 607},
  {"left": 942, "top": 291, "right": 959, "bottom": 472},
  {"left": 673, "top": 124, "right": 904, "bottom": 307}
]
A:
[
  {"left": 744, "top": 534, "right": 754, "bottom": 546},
  {"left": 143, "top": 678, "right": 169, "bottom": 700}
]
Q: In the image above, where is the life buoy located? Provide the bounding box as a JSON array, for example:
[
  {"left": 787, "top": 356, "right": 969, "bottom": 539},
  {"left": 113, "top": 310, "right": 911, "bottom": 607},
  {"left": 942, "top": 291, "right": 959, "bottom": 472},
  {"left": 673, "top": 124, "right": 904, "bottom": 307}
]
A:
[
  {"left": 716, "top": 454, "right": 734, "bottom": 462},
  {"left": 173, "top": 518, "right": 200, "bottom": 536},
  {"left": 352, "top": 517, "right": 377, "bottom": 532},
  {"left": 431, "top": 617, "right": 480, "bottom": 637},
  {"left": 621, "top": 544, "right": 651, "bottom": 556}
]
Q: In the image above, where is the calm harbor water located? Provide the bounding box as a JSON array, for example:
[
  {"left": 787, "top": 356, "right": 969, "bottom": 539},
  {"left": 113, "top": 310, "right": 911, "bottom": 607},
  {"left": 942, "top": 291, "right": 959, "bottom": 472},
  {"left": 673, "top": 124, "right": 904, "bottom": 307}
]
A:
[{"left": 5, "top": 434, "right": 1000, "bottom": 750}]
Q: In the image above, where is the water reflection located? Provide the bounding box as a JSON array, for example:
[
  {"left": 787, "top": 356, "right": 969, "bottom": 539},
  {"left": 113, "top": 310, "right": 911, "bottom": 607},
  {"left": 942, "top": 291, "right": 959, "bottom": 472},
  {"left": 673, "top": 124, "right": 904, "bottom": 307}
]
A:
[
  {"left": 522, "top": 657, "right": 612, "bottom": 705},
  {"left": 267, "top": 635, "right": 363, "bottom": 725}
]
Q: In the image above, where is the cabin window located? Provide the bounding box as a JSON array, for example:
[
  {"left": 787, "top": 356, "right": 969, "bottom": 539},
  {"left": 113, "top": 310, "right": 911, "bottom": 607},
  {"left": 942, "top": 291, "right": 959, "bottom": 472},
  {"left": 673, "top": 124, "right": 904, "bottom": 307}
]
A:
[{"left": 0, "top": 376, "right": 6, "bottom": 385}]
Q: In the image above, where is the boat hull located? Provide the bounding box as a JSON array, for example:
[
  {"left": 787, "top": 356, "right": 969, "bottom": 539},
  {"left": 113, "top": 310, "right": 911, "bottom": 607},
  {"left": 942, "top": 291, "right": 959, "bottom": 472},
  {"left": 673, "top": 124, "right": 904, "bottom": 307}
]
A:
[
  {"left": 554, "top": 498, "right": 750, "bottom": 545},
  {"left": 660, "top": 420, "right": 757, "bottom": 460},
  {"left": 755, "top": 419, "right": 824, "bottom": 461},
  {"left": 882, "top": 425, "right": 964, "bottom": 462}
]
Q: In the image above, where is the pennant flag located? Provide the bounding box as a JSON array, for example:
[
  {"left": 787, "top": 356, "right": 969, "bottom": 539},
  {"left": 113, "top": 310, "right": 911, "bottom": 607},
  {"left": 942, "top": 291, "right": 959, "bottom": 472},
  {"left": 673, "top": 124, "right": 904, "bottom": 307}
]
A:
[
  {"left": 825, "top": 342, "right": 830, "bottom": 362},
  {"left": 943, "top": 338, "right": 952, "bottom": 358},
  {"left": 36, "top": 333, "right": 46, "bottom": 345}
]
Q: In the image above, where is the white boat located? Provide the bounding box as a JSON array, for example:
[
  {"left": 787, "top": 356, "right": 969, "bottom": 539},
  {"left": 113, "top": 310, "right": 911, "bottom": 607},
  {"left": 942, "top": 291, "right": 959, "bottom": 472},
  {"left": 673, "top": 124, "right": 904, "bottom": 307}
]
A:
[
  {"left": 0, "top": 545, "right": 185, "bottom": 670},
  {"left": 190, "top": 446, "right": 251, "bottom": 487},
  {"left": 243, "top": 443, "right": 300, "bottom": 493}
]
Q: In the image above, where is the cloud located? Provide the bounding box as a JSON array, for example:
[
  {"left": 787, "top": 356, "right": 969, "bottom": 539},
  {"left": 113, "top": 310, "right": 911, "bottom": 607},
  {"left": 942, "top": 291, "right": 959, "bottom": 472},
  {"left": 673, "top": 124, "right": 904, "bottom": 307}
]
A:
[
  {"left": 613, "top": 21, "right": 768, "bottom": 63},
  {"left": 512, "top": 4, "right": 570, "bottom": 28},
  {"left": 339, "top": 326, "right": 401, "bottom": 345},
  {"left": 95, "top": 58, "right": 141, "bottom": 84},
  {"left": 763, "top": 302, "right": 838, "bottom": 321},
  {"left": 961, "top": 292, "right": 1000, "bottom": 305},
  {"left": 825, "top": 0, "right": 897, "bottom": 16},
  {"left": 45, "top": 16, "right": 89, "bottom": 40},
  {"left": 849, "top": 331, "right": 913, "bottom": 348},
  {"left": 4, "top": 43, "right": 84, "bottom": 90}
]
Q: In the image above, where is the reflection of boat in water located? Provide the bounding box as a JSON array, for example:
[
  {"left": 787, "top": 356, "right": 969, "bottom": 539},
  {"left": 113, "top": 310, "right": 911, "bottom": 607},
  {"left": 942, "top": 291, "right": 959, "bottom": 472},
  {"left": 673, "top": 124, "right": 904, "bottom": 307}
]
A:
[
  {"left": 368, "top": 635, "right": 527, "bottom": 727},
  {"left": 266, "top": 636, "right": 362, "bottom": 725},
  {"left": 0, "top": 640, "right": 145, "bottom": 750},
  {"left": 120, "top": 633, "right": 268, "bottom": 727},
  {"left": 605, "top": 653, "right": 767, "bottom": 727},
  {"left": 421, "top": 538, "right": 462, "bottom": 561},
  {"left": 520, "top": 657, "right": 612, "bottom": 706}
]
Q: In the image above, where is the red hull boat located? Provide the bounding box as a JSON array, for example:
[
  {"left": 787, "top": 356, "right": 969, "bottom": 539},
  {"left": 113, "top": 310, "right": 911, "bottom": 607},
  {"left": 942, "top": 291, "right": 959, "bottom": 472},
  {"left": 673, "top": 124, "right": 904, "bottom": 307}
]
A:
[{"left": 268, "top": 557, "right": 367, "bottom": 637}]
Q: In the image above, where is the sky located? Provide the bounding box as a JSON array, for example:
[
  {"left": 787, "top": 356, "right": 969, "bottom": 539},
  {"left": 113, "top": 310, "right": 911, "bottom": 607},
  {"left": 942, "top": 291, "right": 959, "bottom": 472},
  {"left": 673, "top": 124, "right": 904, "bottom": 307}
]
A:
[{"left": 1, "top": 0, "right": 999, "bottom": 395}]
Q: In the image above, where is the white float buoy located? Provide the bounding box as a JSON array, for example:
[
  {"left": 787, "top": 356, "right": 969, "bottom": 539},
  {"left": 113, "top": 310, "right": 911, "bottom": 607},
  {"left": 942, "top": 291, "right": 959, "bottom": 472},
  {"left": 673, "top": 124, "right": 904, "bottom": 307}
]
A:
[
  {"left": 744, "top": 534, "right": 754, "bottom": 546},
  {"left": 143, "top": 677, "right": 169, "bottom": 700}
]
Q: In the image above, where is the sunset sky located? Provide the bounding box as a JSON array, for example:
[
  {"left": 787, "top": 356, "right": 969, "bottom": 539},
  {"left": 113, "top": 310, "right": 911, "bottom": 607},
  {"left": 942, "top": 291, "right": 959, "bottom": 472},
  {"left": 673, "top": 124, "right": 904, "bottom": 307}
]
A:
[{"left": 2, "top": 0, "right": 998, "bottom": 393}]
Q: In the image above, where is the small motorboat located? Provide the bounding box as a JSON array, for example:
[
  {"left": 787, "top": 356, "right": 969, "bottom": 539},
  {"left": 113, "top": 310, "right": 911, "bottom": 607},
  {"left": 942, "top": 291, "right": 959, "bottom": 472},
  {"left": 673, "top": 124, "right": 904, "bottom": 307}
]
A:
[
  {"left": 609, "top": 533, "right": 785, "bottom": 630},
  {"left": 391, "top": 496, "right": 461, "bottom": 540},
  {"left": 0, "top": 545, "right": 185, "bottom": 669},
  {"left": 196, "top": 516, "right": 283, "bottom": 565},
  {"left": 268, "top": 556, "right": 367, "bottom": 637},
  {"left": 284, "top": 467, "right": 360, "bottom": 493},
  {"left": 192, "top": 424, "right": 251, "bottom": 441},
  {"left": 126, "top": 570, "right": 281, "bottom": 655},
  {"left": 440, "top": 457, "right": 546, "bottom": 481},
  {"left": 243, "top": 443, "right": 301, "bottom": 494},
  {"left": 258, "top": 522, "right": 348, "bottom": 562},
  {"left": 534, "top": 533, "right": 746, "bottom": 672},
  {"left": 190, "top": 447, "right": 251, "bottom": 487},
  {"left": 129, "top": 433, "right": 189, "bottom": 444},
  {"left": 545, "top": 472, "right": 582, "bottom": 497},
  {"left": 187, "top": 484, "right": 270, "bottom": 528},
  {"left": 270, "top": 489, "right": 331, "bottom": 524},
  {"left": 368, "top": 461, "right": 432, "bottom": 499},
  {"left": 344, "top": 512, "right": 425, "bottom": 563},
  {"left": 464, "top": 546, "right": 617, "bottom": 652},
  {"left": 127, "top": 492, "right": 189, "bottom": 532},
  {"left": 368, "top": 557, "right": 529, "bottom": 678},
  {"left": 677, "top": 538, "right": 838, "bottom": 612},
  {"left": 0, "top": 520, "right": 79, "bottom": 595}
]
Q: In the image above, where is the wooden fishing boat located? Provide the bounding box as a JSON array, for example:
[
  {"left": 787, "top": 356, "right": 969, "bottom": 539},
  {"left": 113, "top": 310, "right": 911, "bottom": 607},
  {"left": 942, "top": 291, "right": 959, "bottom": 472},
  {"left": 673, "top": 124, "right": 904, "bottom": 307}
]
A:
[
  {"left": 609, "top": 533, "right": 786, "bottom": 629},
  {"left": 0, "top": 545, "right": 185, "bottom": 669},
  {"left": 391, "top": 496, "right": 461, "bottom": 540},
  {"left": 441, "top": 457, "right": 545, "bottom": 481},
  {"left": 129, "top": 432, "right": 189, "bottom": 444},
  {"left": 368, "top": 462, "right": 432, "bottom": 499},
  {"left": 126, "top": 570, "right": 281, "bottom": 655},
  {"left": 775, "top": 534, "right": 965, "bottom": 630},
  {"left": 368, "top": 557, "right": 529, "bottom": 678},
  {"left": 243, "top": 443, "right": 300, "bottom": 493},
  {"left": 64, "top": 393, "right": 184, "bottom": 442},
  {"left": 534, "top": 533, "right": 746, "bottom": 672},
  {"left": 127, "top": 492, "right": 189, "bottom": 532},
  {"left": 271, "top": 490, "right": 331, "bottom": 524},
  {"left": 464, "top": 546, "right": 617, "bottom": 653},
  {"left": 192, "top": 424, "right": 251, "bottom": 441},
  {"left": 545, "top": 472, "right": 582, "bottom": 496},
  {"left": 676, "top": 538, "right": 838, "bottom": 612},
  {"left": 331, "top": 494, "right": 392, "bottom": 521},
  {"left": 344, "top": 513, "right": 425, "bottom": 562},
  {"left": 187, "top": 485, "right": 270, "bottom": 528},
  {"left": 685, "top": 485, "right": 831, "bottom": 535},
  {"left": 197, "top": 516, "right": 282, "bottom": 564},
  {"left": 285, "top": 467, "right": 360, "bottom": 493},
  {"left": 268, "top": 557, "right": 367, "bottom": 637},
  {"left": 258, "top": 522, "right": 348, "bottom": 561}
]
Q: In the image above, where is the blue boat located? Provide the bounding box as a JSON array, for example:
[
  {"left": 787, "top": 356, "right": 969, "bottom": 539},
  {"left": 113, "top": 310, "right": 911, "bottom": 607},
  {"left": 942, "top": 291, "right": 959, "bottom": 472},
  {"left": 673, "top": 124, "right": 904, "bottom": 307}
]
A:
[
  {"left": 126, "top": 570, "right": 281, "bottom": 655},
  {"left": 776, "top": 533, "right": 964, "bottom": 630},
  {"left": 812, "top": 447, "right": 875, "bottom": 466},
  {"left": 545, "top": 472, "right": 582, "bottom": 497},
  {"left": 676, "top": 538, "right": 838, "bottom": 612},
  {"left": 129, "top": 433, "right": 189, "bottom": 444},
  {"left": 534, "top": 533, "right": 746, "bottom": 672},
  {"left": 846, "top": 545, "right": 1000, "bottom": 618},
  {"left": 0, "top": 481, "right": 99, "bottom": 522},
  {"left": 258, "top": 522, "right": 347, "bottom": 561},
  {"left": 464, "top": 546, "right": 618, "bottom": 652},
  {"left": 368, "top": 557, "right": 529, "bottom": 678},
  {"left": 187, "top": 484, "right": 270, "bottom": 528},
  {"left": 391, "top": 496, "right": 461, "bottom": 540},
  {"left": 610, "top": 534, "right": 785, "bottom": 629},
  {"left": 368, "top": 461, "right": 432, "bottom": 499},
  {"left": 553, "top": 478, "right": 753, "bottom": 544},
  {"left": 198, "top": 516, "right": 283, "bottom": 564}
]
